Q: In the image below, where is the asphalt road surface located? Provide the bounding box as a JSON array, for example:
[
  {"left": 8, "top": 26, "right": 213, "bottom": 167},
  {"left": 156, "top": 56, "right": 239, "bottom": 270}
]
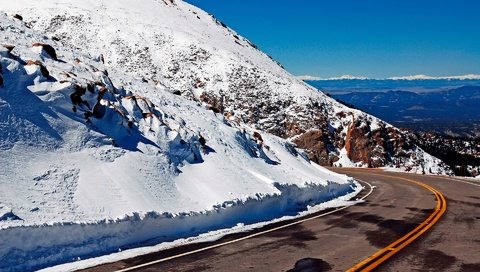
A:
[{"left": 83, "top": 169, "right": 480, "bottom": 272}]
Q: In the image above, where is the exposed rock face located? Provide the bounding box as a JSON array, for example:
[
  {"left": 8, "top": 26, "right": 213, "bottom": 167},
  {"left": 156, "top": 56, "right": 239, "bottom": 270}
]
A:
[
  {"left": 200, "top": 91, "right": 223, "bottom": 113},
  {"left": 293, "top": 130, "right": 332, "bottom": 166},
  {"left": 342, "top": 119, "right": 413, "bottom": 168},
  {"left": 345, "top": 121, "right": 372, "bottom": 166}
]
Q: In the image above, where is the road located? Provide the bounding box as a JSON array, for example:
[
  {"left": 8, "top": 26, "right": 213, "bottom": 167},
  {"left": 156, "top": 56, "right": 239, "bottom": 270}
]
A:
[{"left": 83, "top": 169, "right": 480, "bottom": 272}]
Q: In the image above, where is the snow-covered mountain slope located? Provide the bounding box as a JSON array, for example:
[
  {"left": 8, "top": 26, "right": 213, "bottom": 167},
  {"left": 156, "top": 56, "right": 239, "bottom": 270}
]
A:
[
  {"left": 0, "top": 0, "right": 452, "bottom": 175},
  {"left": 0, "top": 9, "right": 360, "bottom": 272}
]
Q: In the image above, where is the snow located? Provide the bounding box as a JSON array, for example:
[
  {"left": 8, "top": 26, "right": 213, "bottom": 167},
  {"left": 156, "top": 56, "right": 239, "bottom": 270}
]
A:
[
  {"left": 39, "top": 186, "right": 363, "bottom": 272},
  {"left": 300, "top": 75, "right": 369, "bottom": 81},
  {"left": 387, "top": 74, "right": 480, "bottom": 80},
  {"left": 0, "top": 7, "right": 361, "bottom": 271},
  {"left": 299, "top": 74, "right": 480, "bottom": 81},
  {"left": 381, "top": 145, "right": 450, "bottom": 175},
  {"left": 297, "top": 75, "right": 323, "bottom": 81},
  {"left": 333, "top": 148, "right": 358, "bottom": 168}
]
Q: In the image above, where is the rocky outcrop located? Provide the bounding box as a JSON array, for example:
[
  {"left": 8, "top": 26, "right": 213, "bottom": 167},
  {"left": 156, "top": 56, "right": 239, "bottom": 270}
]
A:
[
  {"left": 345, "top": 121, "right": 372, "bottom": 166},
  {"left": 293, "top": 130, "right": 333, "bottom": 166},
  {"left": 12, "top": 14, "right": 23, "bottom": 21},
  {"left": 25, "top": 60, "right": 50, "bottom": 78},
  {"left": 2, "top": 44, "right": 15, "bottom": 53},
  {"left": 413, "top": 131, "right": 480, "bottom": 177},
  {"left": 200, "top": 92, "right": 223, "bottom": 113},
  {"left": 32, "top": 43, "right": 58, "bottom": 60}
]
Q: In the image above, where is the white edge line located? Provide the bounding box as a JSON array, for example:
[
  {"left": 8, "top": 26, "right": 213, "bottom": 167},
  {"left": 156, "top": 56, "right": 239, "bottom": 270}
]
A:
[{"left": 116, "top": 179, "right": 374, "bottom": 272}]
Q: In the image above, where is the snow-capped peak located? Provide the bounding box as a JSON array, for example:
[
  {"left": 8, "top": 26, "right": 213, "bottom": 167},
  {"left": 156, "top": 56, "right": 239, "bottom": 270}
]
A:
[
  {"left": 297, "top": 74, "right": 369, "bottom": 81},
  {"left": 298, "top": 74, "right": 480, "bottom": 81},
  {"left": 387, "top": 74, "right": 480, "bottom": 80}
]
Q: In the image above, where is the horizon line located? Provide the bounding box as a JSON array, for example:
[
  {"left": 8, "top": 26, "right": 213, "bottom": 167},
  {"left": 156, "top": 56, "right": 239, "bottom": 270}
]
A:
[{"left": 297, "top": 74, "right": 480, "bottom": 81}]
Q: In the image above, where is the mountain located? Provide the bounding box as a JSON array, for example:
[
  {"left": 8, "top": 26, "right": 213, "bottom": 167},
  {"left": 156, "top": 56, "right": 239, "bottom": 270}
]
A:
[
  {"left": 1, "top": 0, "right": 451, "bottom": 174},
  {"left": 306, "top": 78, "right": 480, "bottom": 95},
  {"left": 387, "top": 74, "right": 480, "bottom": 80},
  {"left": 299, "top": 74, "right": 480, "bottom": 81},
  {"left": 0, "top": 0, "right": 451, "bottom": 270},
  {"left": 298, "top": 75, "right": 369, "bottom": 81},
  {"left": 329, "top": 86, "right": 480, "bottom": 137},
  {"left": 411, "top": 132, "right": 480, "bottom": 177}
]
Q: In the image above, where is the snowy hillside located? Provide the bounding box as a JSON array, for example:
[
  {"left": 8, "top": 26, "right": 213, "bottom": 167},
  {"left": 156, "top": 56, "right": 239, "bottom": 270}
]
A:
[
  {"left": 0, "top": 7, "right": 360, "bottom": 272},
  {"left": 0, "top": 0, "right": 452, "bottom": 174}
]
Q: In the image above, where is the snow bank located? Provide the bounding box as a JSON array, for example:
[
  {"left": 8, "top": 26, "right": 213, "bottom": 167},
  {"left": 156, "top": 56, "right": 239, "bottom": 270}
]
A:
[{"left": 0, "top": 181, "right": 357, "bottom": 272}]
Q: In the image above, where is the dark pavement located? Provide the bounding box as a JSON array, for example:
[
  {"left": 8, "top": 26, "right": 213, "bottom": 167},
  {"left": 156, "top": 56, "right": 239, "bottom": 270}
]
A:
[{"left": 82, "top": 169, "right": 479, "bottom": 272}]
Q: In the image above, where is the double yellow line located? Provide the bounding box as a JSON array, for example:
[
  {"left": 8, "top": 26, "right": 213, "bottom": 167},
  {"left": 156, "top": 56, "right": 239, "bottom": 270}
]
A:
[{"left": 346, "top": 173, "right": 447, "bottom": 272}]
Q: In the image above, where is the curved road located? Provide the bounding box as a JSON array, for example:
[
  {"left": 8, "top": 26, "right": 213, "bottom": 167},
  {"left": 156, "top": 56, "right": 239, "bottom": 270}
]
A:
[{"left": 83, "top": 169, "right": 480, "bottom": 272}]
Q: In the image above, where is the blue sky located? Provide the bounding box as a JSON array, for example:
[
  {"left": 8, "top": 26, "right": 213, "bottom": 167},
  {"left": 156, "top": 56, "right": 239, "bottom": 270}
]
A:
[{"left": 185, "top": 0, "right": 480, "bottom": 78}]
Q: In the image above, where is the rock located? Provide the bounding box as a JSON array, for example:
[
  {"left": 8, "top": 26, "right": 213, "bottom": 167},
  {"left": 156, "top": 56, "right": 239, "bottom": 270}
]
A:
[
  {"left": 86, "top": 82, "right": 95, "bottom": 93},
  {"left": 2, "top": 44, "right": 15, "bottom": 53},
  {"left": 200, "top": 92, "right": 223, "bottom": 113},
  {"left": 253, "top": 131, "right": 263, "bottom": 142},
  {"left": 92, "top": 103, "right": 106, "bottom": 119},
  {"left": 285, "top": 121, "right": 304, "bottom": 138},
  {"left": 13, "top": 14, "right": 23, "bottom": 21},
  {"left": 199, "top": 135, "right": 206, "bottom": 146},
  {"left": 0, "top": 206, "right": 22, "bottom": 221},
  {"left": 25, "top": 60, "right": 50, "bottom": 78},
  {"left": 70, "top": 84, "right": 88, "bottom": 106},
  {"left": 32, "top": 42, "right": 58, "bottom": 60},
  {"left": 293, "top": 130, "right": 331, "bottom": 166},
  {"left": 345, "top": 120, "right": 372, "bottom": 165}
]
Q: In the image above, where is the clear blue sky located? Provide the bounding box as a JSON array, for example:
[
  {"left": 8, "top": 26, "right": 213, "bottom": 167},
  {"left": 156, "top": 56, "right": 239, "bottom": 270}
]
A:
[{"left": 185, "top": 0, "right": 480, "bottom": 78}]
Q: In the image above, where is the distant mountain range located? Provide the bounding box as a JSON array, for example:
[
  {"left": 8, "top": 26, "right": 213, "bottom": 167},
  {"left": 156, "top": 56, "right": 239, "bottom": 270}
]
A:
[
  {"left": 306, "top": 80, "right": 480, "bottom": 137},
  {"left": 299, "top": 74, "right": 480, "bottom": 81},
  {"left": 305, "top": 79, "right": 480, "bottom": 176}
]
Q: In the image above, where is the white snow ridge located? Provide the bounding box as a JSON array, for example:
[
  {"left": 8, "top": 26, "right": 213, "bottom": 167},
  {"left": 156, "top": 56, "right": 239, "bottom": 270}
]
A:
[{"left": 0, "top": 1, "right": 362, "bottom": 271}]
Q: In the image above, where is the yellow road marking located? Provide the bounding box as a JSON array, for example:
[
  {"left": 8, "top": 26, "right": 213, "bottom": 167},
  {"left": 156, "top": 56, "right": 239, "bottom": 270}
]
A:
[{"left": 345, "top": 171, "right": 447, "bottom": 272}]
